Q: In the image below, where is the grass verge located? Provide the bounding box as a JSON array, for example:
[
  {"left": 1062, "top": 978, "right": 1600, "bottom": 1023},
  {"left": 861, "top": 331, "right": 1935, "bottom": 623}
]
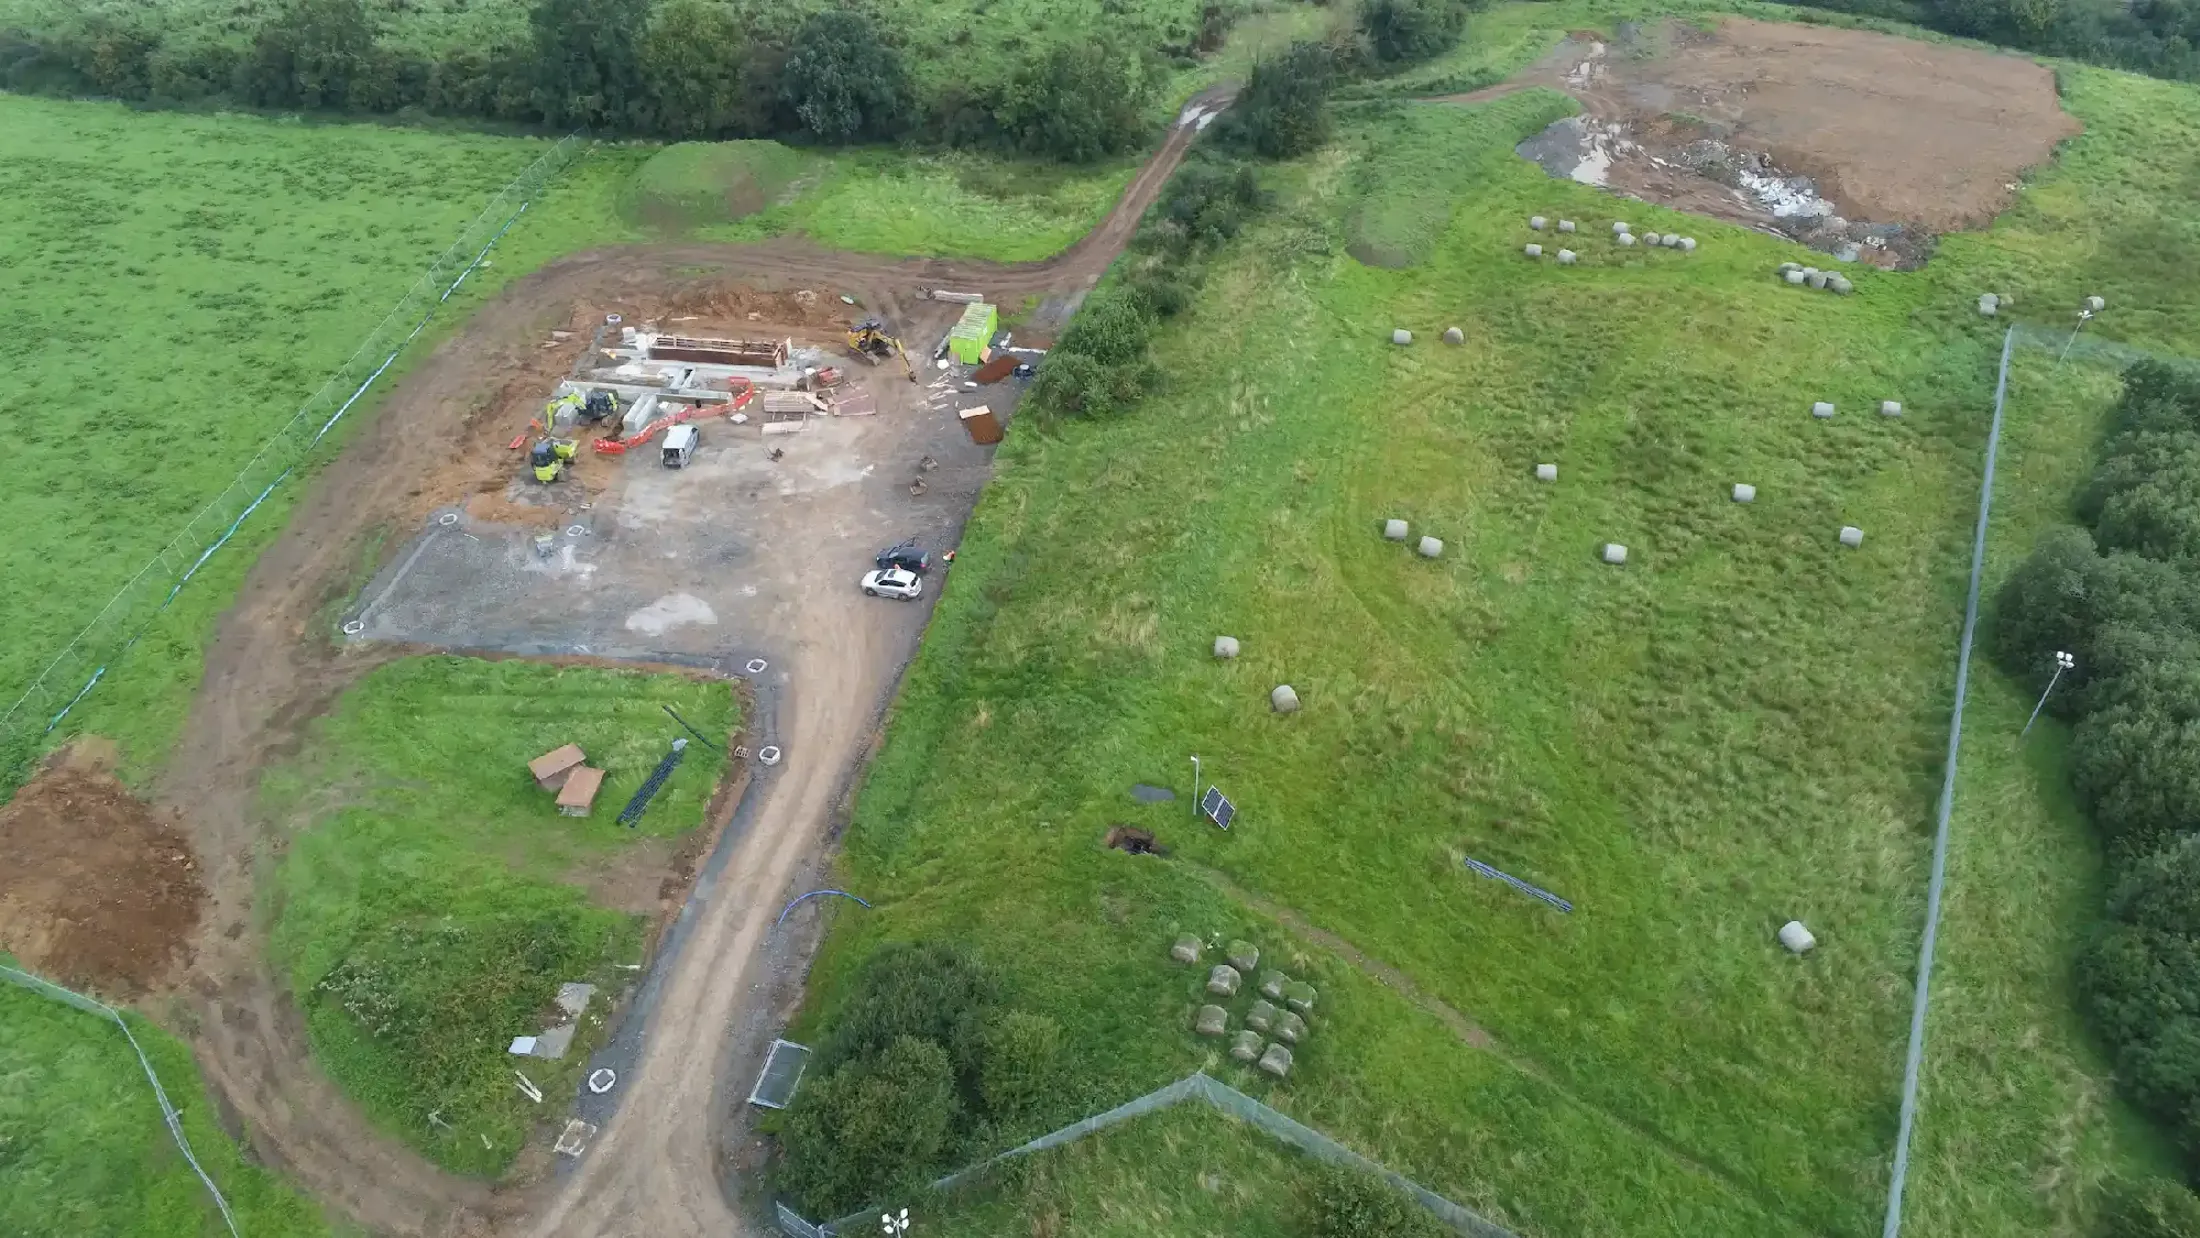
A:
[{"left": 258, "top": 655, "right": 739, "bottom": 1176}]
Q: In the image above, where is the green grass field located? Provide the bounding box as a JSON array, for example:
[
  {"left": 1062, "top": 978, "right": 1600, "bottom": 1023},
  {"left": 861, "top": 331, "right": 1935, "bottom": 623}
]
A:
[
  {"left": 257, "top": 655, "right": 739, "bottom": 1175},
  {"left": 801, "top": 14, "right": 2200, "bottom": 1236},
  {"left": 0, "top": 972, "right": 336, "bottom": 1238}
]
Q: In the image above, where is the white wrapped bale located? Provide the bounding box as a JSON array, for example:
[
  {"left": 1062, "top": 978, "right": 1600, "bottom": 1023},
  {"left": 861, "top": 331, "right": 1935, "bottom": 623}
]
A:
[
  {"left": 1778, "top": 261, "right": 1801, "bottom": 275},
  {"left": 1616, "top": 233, "right": 1636, "bottom": 247},
  {"left": 1228, "top": 940, "right": 1260, "bottom": 973},
  {"left": 1529, "top": 215, "right": 1547, "bottom": 230},
  {"left": 1391, "top": 328, "right": 1413, "bottom": 345},
  {"left": 1171, "top": 936, "right": 1202, "bottom": 964},
  {"left": 1828, "top": 275, "right": 1853, "bottom": 295},
  {"left": 1230, "top": 1030, "right": 1263, "bottom": 1062},
  {"left": 1642, "top": 232, "right": 1662, "bottom": 247},
  {"left": 1778, "top": 921, "right": 1816, "bottom": 954},
  {"left": 1839, "top": 526, "right": 1864, "bottom": 548},
  {"left": 1247, "top": 999, "right": 1278, "bottom": 1032},
  {"left": 2087, "top": 295, "right": 2106, "bottom": 311},
  {"left": 1383, "top": 518, "right": 1408, "bottom": 541},
  {"left": 1612, "top": 221, "right": 1630, "bottom": 234},
  {"left": 1557, "top": 249, "right": 1577, "bottom": 265},
  {"left": 1812, "top": 401, "right": 1836, "bottom": 418},
  {"left": 1880, "top": 400, "right": 1902, "bottom": 417},
  {"left": 1786, "top": 270, "right": 1807, "bottom": 286},
  {"left": 1978, "top": 293, "right": 1999, "bottom": 316},
  {"left": 1442, "top": 326, "right": 1464, "bottom": 344},
  {"left": 1806, "top": 271, "right": 1828, "bottom": 289},
  {"left": 1417, "top": 536, "right": 1444, "bottom": 558},
  {"left": 1535, "top": 463, "right": 1558, "bottom": 482},
  {"left": 1258, "top": 1042, "right": 1293, "bottom": 1077},
  {"left": 1271, "top": 684, "right": 1301, "bottom": 713},
  {"left": 1678, "top": 237, "right": 1697, "bottom": 252},
  {"left": 1196, "top": 1004, "right": 1229, "bottom": 1036},
  {"left": 1213, "top": 636, "right": 1240, "bottom": 659},
  {"left": 1284, "top": 980, "right": 1317, "bottom": 1014},
  {"left": 1207, "top": 965, "right": 1242, "bottom": 997},
  {"left": 1259, "top": 970, "right": 1287, "bottom": 1001},
  {"left": 1601, "top": 543, "right": 1628, "bottom": 564},
  {"left": 1558, "top": 219, "right": 1577, "bottom": 233},
  {"left": 1732, "top": 483, "right": 1756, "bottom": 503},
  {"left": 1274, "top": 1011, "right": 1308, "bottom": 1044},
  {"left": 1524, "top": 243, "right": 1543, "bottom": 258}
]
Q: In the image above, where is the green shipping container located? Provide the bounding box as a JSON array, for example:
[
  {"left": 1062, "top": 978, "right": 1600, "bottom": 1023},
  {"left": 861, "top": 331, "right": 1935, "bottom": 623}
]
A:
[{"left": 948, "top": 302, "right": 999, "bottom": 365}]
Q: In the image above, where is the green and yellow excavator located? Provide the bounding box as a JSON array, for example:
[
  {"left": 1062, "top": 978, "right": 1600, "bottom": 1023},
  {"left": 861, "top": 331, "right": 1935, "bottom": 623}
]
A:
[
  {"left": 529, "top": 438, "right": 577, "bottom": 483},
  {"left": 846, "top": 317, "right": 916, "bottom": 382}
]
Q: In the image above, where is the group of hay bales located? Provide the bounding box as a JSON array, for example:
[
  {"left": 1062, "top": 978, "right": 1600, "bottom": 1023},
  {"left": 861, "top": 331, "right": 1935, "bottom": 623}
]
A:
[{"left": 1173, "top": 936, "right": 1317, "bottom": 1079}]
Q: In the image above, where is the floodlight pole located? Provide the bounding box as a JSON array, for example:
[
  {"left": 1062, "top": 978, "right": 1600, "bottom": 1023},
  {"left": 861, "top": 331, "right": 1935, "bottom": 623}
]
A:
[
  {"left": 2022, "top": 652, "right": 2076, "bottom": 736},
  {"left": 1190, "top": 755, "right": 1201, "bottom": 819},
  {"left": 2057, "top": 309, "right": 2095, "bottom": 366}
]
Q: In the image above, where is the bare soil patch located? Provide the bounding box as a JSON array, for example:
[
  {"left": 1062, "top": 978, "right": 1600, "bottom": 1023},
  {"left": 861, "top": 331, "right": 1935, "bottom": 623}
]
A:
[
  {"left": 1495, "top": 17, "right": 2079, "bottom": 266},
  {"left": 0, "top": 742, "right": 204, "bottom": 997}
]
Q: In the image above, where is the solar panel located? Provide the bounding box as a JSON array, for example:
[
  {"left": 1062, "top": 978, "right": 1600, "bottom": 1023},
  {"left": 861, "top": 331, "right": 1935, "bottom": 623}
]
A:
[
  {"left": 748, "top": 1039, "right": 812, "bottom": 1109},
  {"left": 1201, "top": 787, "right": 1235, "bottom": 831}
]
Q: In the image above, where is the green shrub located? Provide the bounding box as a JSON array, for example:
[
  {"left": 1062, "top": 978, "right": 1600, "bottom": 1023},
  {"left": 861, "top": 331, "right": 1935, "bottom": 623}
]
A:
[
  {"left": 993, "top": 41, "right": 1158, "bottom": 163},
  {"left": 1055, "top": 289, "right": 1159, "bottom": 367},
  {"left": 2102, "top": 1175, "right": 2200, "bottom": 1237},
  {"left": 526, "top": 0, "right": 650, "bottom": 130},
  {"left": 2069, "top": 658, "right": 2200, "bottom": 850},
  {"left": 979, "top": 1009, "right": 1063, "bottom": 1121},
  {"left": 814, "top": 940, "right": 1000, "bottom": 1105},
  {"left": 1026, "top": 349, "right": 1152, "bottom": 418},
  {"left": 1987, "top": 527, "right": 2200, "bottom": 712},
  {"left": 781, "top": 9, "right": 909, "bottom": 143},
  {"left": 2087, "top": 432, "right": 2200, "bottom": 560},
  {"left": 1226, "top": 41, "right": 1338, "bottom": 159},
  {"left": 1357, "top": 0, "right": 1469, "bottom": 65},
  {"left": 778, "top": 1036, "right": 959, "bottom": 1216},
  {"left": 1305, "top": 1164, "right": 1446, "bottom": 1238},
  {"left": 2085, "top": 837, "right": 2200, "bottom": 1157},
  {"left": 637, "top": 0, "right": 755, "bottom": 140}
]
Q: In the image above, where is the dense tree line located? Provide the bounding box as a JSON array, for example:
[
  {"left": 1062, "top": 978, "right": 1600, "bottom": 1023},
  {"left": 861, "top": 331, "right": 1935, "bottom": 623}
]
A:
[
  {"left": 0, "top": 0, "right": 1169, "bottom": 161},
  {"left": 1989, "top": 360, "right": 2200, "bottom": 1223},
  {"left": 1781, "top": 0, "right": 2200, "bottom": 83}
]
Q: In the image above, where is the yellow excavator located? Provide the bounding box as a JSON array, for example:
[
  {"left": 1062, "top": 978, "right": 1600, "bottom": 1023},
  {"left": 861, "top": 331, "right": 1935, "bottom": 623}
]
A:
[
  {"left": 846, "top": 317, "right": 916, "bottom": 382},
  {"left": 530, "top": 438, "right": 577, "bottom": 483}
]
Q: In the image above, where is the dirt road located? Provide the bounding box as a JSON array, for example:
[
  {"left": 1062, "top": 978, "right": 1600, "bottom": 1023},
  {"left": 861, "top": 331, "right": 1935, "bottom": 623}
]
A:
[{"left": 153, "top": 89, "right": 1229, "bottom": 1238}]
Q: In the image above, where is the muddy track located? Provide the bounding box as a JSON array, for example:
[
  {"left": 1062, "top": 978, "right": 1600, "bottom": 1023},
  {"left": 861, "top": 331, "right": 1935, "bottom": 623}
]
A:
[{"left": 152, "top": 89, "right": 1228, "bottom": 1238}]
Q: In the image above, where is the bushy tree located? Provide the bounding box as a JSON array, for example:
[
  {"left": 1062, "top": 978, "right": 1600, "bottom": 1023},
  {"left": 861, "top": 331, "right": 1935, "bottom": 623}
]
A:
[
  {"left": 2102, "top": 1175, "right": 2200, "bottom": 1238},
  {"left": 1153, "top": 156, "right": 1265, "bottom": 250},
  {"left": 1306, "top": 1165, "right": 1446, "bottom": 1238},
  {"left": 814, "top": 940, "right": 999, "bottom": 1105},
  {"left": 2117, "top": 360, "right": 2200, "bottom": 437},
  {"left": 527, "top": 0, "right": 649, "bottom": 129},
  {"left": 2085, "top": 837, "right": 2200, "bottom": 1154},
  {"left": 1226, "top": 41, "right": 1336, "bottom": 158},
  {"left": 71, "top": 14, "right": 159, "bottom": 100},
  {"left": 2070, "top": 656, "right": 2200, "bottom": 848},
  {"left": 781, "top": 9, "right": 907, "bottom": 143},
  {"left": 777, "top": 1036, "right": 958, "bottom": 1215},
  {"left": 992, "top": 41, "right": 1157, "bottom": 162},
  {"left": 1054, "top": 288, "right": 1157, "bottom": 366},
  {"left": 638, "top": 0, "right": 752, "bottom": 138},
  {"left": 1027, "top": 349, "right": 1150, "bottom": 417},
  {"left": 2085, "top": 432, "right": 2200, "bottom": 561},
  {"left": 979, "top": 1009, "right": 1062, "bottom": 1121},
  {"left": 1357, "top": 0, "right": 1468, "bottom": 65},
  {"left": 241, "top": 0, "right": 375, "bottom": 109}
]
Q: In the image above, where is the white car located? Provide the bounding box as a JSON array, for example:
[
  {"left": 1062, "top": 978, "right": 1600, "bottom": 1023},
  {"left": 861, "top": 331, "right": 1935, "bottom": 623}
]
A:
[{"left": 861, "top": 567, "right": 923, "bottom": 600}]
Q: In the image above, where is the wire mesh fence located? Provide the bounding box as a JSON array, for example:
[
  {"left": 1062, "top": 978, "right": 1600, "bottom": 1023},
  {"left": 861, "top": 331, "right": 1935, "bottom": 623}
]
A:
[
  {"left": 2, "top": 963, "right": 241, "bottom": 1238},
  {"left": 0, "top": 133, "right": 589, "bottom": 771},
  {"left": 789, "top": 1071, "right": 1514, "bottom": 1238}
]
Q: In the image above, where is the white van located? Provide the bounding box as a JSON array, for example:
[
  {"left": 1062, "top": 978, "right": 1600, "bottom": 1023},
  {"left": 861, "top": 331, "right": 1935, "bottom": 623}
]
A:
[{"left": 661, "top": 424, "right": 698, "bottom": 469}]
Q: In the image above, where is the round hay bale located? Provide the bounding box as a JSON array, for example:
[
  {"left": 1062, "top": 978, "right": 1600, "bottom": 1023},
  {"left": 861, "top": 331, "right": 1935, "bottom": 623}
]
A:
[
  {"left": 1529, "top": 215, "right": 1547, "bottom": 230},
  {"left": 1171, "top": 936, "right": 1202, "bottom": 964},
  {"left": 2087, "top": 295, "right": 2106, "bottom": 311},
  {"left": 1978, "top": 293, "right": 2000, "bottom": 316},
  {"left": 1880, "top": 400, "right": 1902, "bottom": 417},
  {"left": 1732, "top": 483, "right": 1756, "bottom": 503},
  {"left": 1391, "top": 328, "right": 1413, "bottom": 345},
  {"left": 1778, "top": 921, "right": 1816, "bottom": 954},
  {"left": 1272, "top": 684, "right": 1301, "bottom": 713},
  {"left": 1442, "top": 326, "right": 1465, "bottom": 344},
  {"left": 1558, "top": 219, "right": 1577, "bottom": 233},
  {"left": 1601, "top": 543, "right": 1628, "bottom": 565},
  {"left": 1417, "top": 535, "right": 1444, "bottom": 558},
  {"left": 1612, "top": 221, "right": 1630, "bottom": 235},
  {"left": 1806, "top": 272, "right": 1828, "bottom": 290},
  {"left": 1383, "top": 518, "right": 1408, "bottom": 541},
  {"left": 1786, "top": 270, "right": 1807, "bottom": 285},
  {"left": 1524, "top": 243, "right": 1543, "bottom": 258},
  {"left": 1828, "top": 275, "right": 1853, "bottom": 295},
  {"left": 1616, "top": 233, "right": 1636, "bottom": 247},
  {"left": 1678, "top": 237, "right": 1697, "bottom": 252},
  {"left": 1213, "top": 635, "right": 1240, "bottom": 659},
  {"left": 1812, "top": 401, "right": 1836, "bottom": 418},
  {"left": 1839, "top": 525, "right": 1864, "bottom": 548},
  {"left": 1535, "top": 463, "right": 1558, "bottom": 482},
  {"left": 1557, "top": 249, "right": 1577, "bottom": 264}
]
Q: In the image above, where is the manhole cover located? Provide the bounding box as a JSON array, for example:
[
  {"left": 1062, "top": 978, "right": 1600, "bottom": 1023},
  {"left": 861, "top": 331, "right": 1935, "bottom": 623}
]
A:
[
  {"left": 758, "top": 746, "right": 782, "bottom": 766},
  {"left": 436, "top": 512, "right": 460, "bottom": 527},
  {"left": 605, "top": 313, "right": 622, "bottom": 325},
  {"left": 341, "top": 619, "right": 365, "bottom": 636},
  {"left": 566, "top": 525, "right": 586, "bottom": 537},
  {"left": 744, "top": 658, "right": 768, "bottom": 674},
  {"left": 587, "top": 1069, "right": 616, "bottom": 1094}
]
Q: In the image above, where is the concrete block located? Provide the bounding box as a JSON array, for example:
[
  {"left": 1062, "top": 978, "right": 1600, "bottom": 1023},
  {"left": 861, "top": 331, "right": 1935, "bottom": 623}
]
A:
[
  {"left": 1558, "top": 219, "right": 1576, "bottom": 233},
  {"left": 1786, "top": 270, "right": 1807, "bottom": 285},
  {"left": 1417, "top": 536, "right": 1444, "bottom": 558},
  {"left": 1524, "top": 244, "right": 1543, "bottom": 258},
  {"left": 1271, "top": 684, "right": 1301, "bottom": 713},
  {"left": 1778, "top": 921, "right": 1816, "bottom": 953},
  {"left": 1247, "top": 999, "right": 1278, "bottom": 1032},
  {"left": 1170, "top": 936, "right": 1202, "bottom": 964},
  {"left": 1529, "top": 215, "right": 1547, "bottom": 230},
  {"left": 1442, "top": 326, "right": 1464, "bottom": 344},
  {"left": 1230, "top": 1030, "right": 1263, "bottom": 1062},
  {"left": 1557, "top": 249, "right": 1577, "bottom": 264},
  {"left": 1383, "top": 518, "right": 1408, "bottom": 541},
  {"left": 1258, "top": 1042, "right": 1293, "bottom": 1077},
  {"left": 1207, "top": 965, "right": 1242, "bottom": 997},
  {"left": 1732, "top": 483, "right": 1756, "bottom": 503},
  {"left": 1839, "top": 526, "right": 1863, "bottom": 548},
  {"left": 1535, "top": 463, "right": 1558, "bottom": 482},
  {"left": 1213, "top": 636, "right": 1240, "bottom": 659},
  {"left": 1391, "top": 328, "right": 1412, "bottom": 345},
  {"left": 1811, "top": 401, "right": 1836, "bottom": 418},
  {"left": 1227, "top": 940, "right": 1260, "bottom": 973},
  {"left": 1602, "top": 543, "right": 1628, "bottom": 565},
  {"left": 1196, "top": 1004, "right": 1229, "bottom": 1036},
  {"left": 1880, "top": 400, "right": 1902, "bottom": 417},
  {"left": 1678, "top": 237, "right": 1697, "bottom": 252}
]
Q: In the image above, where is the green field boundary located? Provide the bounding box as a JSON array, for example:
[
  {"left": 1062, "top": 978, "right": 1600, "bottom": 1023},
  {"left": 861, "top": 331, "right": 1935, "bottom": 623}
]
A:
[
  {"left": 782, "top": 1072, "right": 1514, "bottom": 1238},
  {"left": 0, "top": 132, "right": 589, "bottom": 763},
  {"left": 0, "top": 963, "right": 238, "bottom": 1237},
  {"left": 1882, "top": 326, "right": 2014, "bottom": 1238}
]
